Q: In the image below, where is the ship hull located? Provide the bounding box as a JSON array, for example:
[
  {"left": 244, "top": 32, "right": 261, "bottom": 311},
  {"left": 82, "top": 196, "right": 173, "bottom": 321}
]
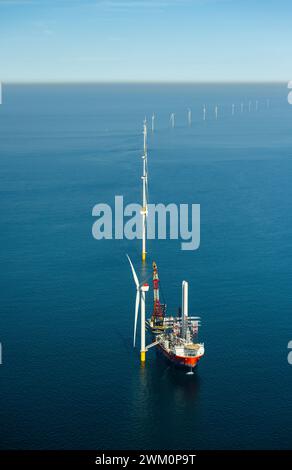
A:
[{"left": 157, "top": 343, "right": 203, "bottom": 370}]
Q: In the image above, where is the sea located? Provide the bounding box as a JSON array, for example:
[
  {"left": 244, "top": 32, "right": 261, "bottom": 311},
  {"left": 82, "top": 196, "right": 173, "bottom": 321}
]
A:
[{"left": 1, "top": 83, "right": 292, "bottom": 450}]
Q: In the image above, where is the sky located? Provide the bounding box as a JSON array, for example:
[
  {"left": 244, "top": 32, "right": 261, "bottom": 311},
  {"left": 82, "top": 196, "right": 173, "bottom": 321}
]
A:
[{"left": 0, "top": 0, "right": 291, "bottom": 82}]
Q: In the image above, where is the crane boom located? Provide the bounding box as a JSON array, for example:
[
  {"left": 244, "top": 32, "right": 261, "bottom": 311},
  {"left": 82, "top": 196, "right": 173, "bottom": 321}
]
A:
[{"left": 152, "top": 262, "right": 165, "bottom": 321}]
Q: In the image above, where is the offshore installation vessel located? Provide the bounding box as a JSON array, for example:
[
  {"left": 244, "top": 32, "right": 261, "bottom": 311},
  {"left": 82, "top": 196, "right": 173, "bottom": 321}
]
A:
[
  {"left": 127, "top": 256, "right": 204, "bottom": 374},
  {"left": 147, "top": 262, "right": 204, "bottom": 371}
]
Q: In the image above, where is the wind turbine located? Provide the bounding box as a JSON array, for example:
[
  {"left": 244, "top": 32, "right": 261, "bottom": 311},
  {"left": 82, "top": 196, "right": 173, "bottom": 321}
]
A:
[
  {"left": 232, "top": 103, "right": 235, "bottom": 115},
  {"left": 203, "top": 104, "right": 206, "bottom": 121},
  {"left": 151, "top": 113, "right": 155, "bottom": 132},
  {"left": 248, "top": 100, "right": 252, "bottom": 112},
  {"left": 215, "top": 105, "right": 218, "bottom": 120},
  {"left": 255, "top": 100, "right": 258, "bottom": 111},
  {"left": 170, "top": 112, "right": 175, "bottom": 128},
  {"left": 241, "top": 102, "right": 244, "bottom": 113},
  {"left": 187, "top": 108, "right": 192, "bottom": 126},
  {"left": 141, "top": 119, "right": 148, "bottom": 262},
  {"left": 127, "top": 255, "right": 149, "bottom": 362}
]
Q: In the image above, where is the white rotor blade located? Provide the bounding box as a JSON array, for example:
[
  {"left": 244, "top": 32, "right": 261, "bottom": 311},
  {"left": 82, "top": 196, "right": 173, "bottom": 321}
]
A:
[
  {"left": 133, "top": 290, "right": 140, "bottom": 347},
  {"left": 126, "top": 254, "right": 139, "bottom": 288}
]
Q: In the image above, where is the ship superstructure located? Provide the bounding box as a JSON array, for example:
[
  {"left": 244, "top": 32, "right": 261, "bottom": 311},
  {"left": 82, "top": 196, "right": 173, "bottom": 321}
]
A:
[{"left": 146, "top": 262, "right": 204, "bottom": 372}]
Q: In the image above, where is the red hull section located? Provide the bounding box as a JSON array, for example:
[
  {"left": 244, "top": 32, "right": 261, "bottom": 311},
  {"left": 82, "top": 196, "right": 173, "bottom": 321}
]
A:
[{"left": 158, "top": 344, "right": 202, "bottom": 369}]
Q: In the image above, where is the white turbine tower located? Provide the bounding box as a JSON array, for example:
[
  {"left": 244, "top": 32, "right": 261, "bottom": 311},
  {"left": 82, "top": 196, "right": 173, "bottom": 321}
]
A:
[
  {"left": 232, "top": 103, "right": 235, "bottom": 115},
  {"left": 127, "top": 255, "right": 149, "bottom": 363},
  {"left": 255, "top": 100, "right": 258, "bottom": 111},
  {"left": 203, "top": 104, "right": 206, "bottom": 121},
  {"left": 141, "top": 119, "right": 148, "bottom": 262},
  {"left": 241, "top": 102, "right": 244, "bottom": 113},
  {"left": 170, "top": 112, "right": 175, "bottom": 128},
  {"left": 152, "top": 113, "right": 155, "bottom": 132},
  {"left": 215, "top": 105, "right": 218, "bottom": 120},
  {"left": 188, "top": 108, "right": 192, "bottom": 126}
]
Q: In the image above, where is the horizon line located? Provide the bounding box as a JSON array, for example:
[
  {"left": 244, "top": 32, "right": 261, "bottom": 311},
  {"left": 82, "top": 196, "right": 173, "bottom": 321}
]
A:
[{"left": 1, "top": 80, "right": 288, "bottom": 85}]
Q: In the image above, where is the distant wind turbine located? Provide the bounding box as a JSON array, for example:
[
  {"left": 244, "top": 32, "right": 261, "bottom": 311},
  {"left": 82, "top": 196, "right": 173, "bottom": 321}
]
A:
[
  {"left": 152, "top": 113, "right": 155, "bottom": 132},
  {"left": 215, "top": 105, "right": 218, "bottom": 120},
  {"left": 170, "top": 113, "right": 175, "bottom": 128},
  {"left": 188, "top": 108, "right": 192, "bottom": 126}
]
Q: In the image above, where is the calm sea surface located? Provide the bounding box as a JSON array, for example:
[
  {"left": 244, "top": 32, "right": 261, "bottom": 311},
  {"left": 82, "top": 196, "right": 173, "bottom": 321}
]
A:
[{"left": 1, "top": 83, "right": 292, "bottom": 449}]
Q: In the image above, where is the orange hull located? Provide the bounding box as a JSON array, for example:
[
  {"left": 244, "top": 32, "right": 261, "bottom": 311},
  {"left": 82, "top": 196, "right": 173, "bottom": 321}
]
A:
[{"left": 158, "top": 344, "right": 203, "bottom": 369}]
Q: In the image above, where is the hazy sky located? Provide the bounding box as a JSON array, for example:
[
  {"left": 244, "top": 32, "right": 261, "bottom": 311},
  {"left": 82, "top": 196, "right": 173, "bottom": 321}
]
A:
[{"left": 0, "top": 0, "right": 291, "bottom": 82}]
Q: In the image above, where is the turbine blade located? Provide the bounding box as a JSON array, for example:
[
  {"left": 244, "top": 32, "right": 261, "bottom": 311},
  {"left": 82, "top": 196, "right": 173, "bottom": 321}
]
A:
[
  {"left": 133, "top": 290, "right": 140, "bottom": 347},
  {"left": 126, "top": 254, "right": 139, "bottom": 288}
]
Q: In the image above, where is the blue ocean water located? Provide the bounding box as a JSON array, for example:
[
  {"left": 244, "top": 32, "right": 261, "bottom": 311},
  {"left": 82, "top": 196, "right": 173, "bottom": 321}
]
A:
[{"left": 1, "top": 83, "right": 292, "bottom": 450}]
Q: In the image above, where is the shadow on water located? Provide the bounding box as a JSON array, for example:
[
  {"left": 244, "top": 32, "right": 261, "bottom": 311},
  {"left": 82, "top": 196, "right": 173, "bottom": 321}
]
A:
[{"left": 138, "top": 351, "right": 201, "bottom": 406}]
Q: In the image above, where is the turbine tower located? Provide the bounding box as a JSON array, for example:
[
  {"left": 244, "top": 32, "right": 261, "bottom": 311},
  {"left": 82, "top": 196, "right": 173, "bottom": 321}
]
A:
[
  {"left": 141, "top": 119, "right": 148, "bottom": 262},
  {"left": 170, "top": 112, "right": 175, "bottom": 128},
  {"left": 203, "top": 105, "right": 206, "bottom": 121},
  {"left": 152, "top": 113, "right": 155, "bottom": 132},
  {"left": 127, "top": 255, "right": 149, "bottom": 363},
  {"left": 188, "top": 108, "right": 192, "bottom": 126},
  {"left": 215, "top": 105, "right": 218, "bottom": 120}
]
